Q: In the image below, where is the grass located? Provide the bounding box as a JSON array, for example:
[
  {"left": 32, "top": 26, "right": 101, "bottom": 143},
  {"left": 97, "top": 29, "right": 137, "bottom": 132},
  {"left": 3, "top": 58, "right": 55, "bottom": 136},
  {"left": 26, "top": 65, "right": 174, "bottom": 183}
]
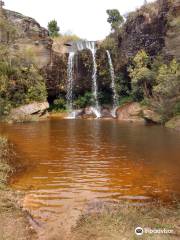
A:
[
  {"left": 0, "top": 136, "right": 36, "bottom": 240},
  {"left": 53, "top": 34, "right": 81, "bottom": 54},
  {"left": 0, "top": 137, "right": 12, "bottom": 189},
  {"left": 71, "top": 202, "right": 180, "bottom": 240}
]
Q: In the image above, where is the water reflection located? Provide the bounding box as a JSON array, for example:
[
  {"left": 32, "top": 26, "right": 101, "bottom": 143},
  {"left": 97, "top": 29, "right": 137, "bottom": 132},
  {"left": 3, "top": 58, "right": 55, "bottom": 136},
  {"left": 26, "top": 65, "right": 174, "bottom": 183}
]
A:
[{"left": 0, "top": 119, "right": 180, "bottom": 222}]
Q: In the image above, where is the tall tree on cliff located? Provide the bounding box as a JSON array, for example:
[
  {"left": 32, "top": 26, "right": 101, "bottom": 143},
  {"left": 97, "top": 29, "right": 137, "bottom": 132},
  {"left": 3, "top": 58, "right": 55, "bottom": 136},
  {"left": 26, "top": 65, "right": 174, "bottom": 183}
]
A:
[
  {"left": 48, "top": 20, "right": 60, "bottom": 38},
  {"left": 106, "top": 9, "right": 124, "bottom": 32}
]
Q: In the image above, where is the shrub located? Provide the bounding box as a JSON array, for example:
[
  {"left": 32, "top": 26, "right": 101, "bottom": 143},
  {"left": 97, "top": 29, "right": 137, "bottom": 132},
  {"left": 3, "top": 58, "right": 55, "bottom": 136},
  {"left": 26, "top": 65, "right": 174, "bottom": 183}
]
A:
[
  {"left": 173, "top": 102, "right": 180, "bottom": 116},
  {"left": 0, "top": 49, "right": 47, "bottom": 116},
  {"left": 50, "top": 98, "right": 67, "bottom": 112},
  {"left": 128, "top": 50, "right": 154, "bottom": 99},
  {"left": 74, "top": 92, "right": 94, "bottom": 108},
  {"left": 118, "top": 96, "right": 134, "bottom": 106},
  {"left": 153, "top": 59, "right": 180, "bottom": 99}
]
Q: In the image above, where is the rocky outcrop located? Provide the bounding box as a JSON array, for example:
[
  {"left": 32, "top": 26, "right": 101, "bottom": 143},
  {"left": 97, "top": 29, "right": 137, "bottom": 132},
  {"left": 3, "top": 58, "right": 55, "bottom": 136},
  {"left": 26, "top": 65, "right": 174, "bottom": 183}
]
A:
[
  {"left": 165, "top": 116, "right": 180, "bottom": 131},
  {"left": 116, "top": 102, "right": 144, "bottom": 122},
  {"left": 3, "top": 9, "right": 52, "bottom": 69},
  {"left": 113, "top": 0, "right": 179, "bottom": 72},
  {"left": 142, "top": 109, "right": 162, "bottom": 123},
  {"left": 164, "top": 0, "right": 180, "bottom": 60},
  {"left": 9, "top": 102, "right": 49, "bottom": 122}
]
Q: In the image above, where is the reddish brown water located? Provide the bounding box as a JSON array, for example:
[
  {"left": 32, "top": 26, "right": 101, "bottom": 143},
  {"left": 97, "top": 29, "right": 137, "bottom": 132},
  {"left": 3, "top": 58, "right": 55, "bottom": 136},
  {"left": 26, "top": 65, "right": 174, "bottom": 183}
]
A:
[{"left": 0, "top": 119, "right": 180, "bottom": 224}]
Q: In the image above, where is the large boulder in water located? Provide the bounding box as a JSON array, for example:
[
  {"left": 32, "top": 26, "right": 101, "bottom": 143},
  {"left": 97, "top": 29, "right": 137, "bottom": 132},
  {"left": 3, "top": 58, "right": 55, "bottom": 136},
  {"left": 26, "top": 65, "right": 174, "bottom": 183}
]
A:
[
  {"left": 142, "top": 109, "right": 162, "bottom": 123},
  {"left": 116, "top": 102, "right": 144, "bottom": 122},
  {"left": 9, "top": 102, "right": 49, "bottom": 122}
]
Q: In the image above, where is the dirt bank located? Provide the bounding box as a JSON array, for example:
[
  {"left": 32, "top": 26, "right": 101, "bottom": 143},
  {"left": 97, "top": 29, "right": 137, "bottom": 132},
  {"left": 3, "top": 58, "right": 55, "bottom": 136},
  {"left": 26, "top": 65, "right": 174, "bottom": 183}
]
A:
[{"left": 0, "top": 136, "right": 37, "bottom": 240}]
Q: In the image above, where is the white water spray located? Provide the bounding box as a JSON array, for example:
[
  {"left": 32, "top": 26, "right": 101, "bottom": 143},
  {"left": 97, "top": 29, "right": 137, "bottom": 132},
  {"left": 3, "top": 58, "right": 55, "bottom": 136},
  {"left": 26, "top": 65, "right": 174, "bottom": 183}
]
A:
[
  {"left": 66, "top": 52, "right": 75, "bottom": 114},
  {"left": 106, "top": 50, "right": 118, "bottom": 117},
  {"left": 86, "top": 42, "right": 101, "bottom": 118}
]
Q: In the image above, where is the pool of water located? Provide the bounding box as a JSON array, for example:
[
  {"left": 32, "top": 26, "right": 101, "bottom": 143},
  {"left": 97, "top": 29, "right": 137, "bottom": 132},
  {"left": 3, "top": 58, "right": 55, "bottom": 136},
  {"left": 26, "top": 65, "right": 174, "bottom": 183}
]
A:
[{"left": 0, "top": 119, "right": 180, "bottom": 223}]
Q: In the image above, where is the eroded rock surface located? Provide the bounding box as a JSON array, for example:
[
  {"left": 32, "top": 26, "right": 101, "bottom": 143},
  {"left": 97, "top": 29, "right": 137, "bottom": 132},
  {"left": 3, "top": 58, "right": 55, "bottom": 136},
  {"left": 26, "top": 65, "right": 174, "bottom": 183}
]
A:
[{"left": 116, "top": 102, "right": 144, "bottom": 122}]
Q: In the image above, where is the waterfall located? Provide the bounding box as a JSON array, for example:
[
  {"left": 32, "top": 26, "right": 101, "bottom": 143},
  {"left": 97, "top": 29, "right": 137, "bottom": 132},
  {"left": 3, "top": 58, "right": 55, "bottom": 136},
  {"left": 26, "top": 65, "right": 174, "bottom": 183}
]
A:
[
  {"left": 106, "top": 50, "right": 118, "bottom": 116},
  {"left": 65, "top": 41, "right": 101, "bottom": 118},
  {"left": 86, "top": 42, "right": 101, "bottom": 118},
  {"left": 66, "top": 52, "right": 75, "bottom": 117}
]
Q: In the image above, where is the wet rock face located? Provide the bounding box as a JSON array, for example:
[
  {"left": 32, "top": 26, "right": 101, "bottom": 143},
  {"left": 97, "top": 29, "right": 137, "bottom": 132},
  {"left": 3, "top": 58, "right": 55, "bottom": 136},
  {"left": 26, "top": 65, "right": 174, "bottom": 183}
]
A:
[{"left": 44, "top": 52, "right": 68, "bottom": 102}]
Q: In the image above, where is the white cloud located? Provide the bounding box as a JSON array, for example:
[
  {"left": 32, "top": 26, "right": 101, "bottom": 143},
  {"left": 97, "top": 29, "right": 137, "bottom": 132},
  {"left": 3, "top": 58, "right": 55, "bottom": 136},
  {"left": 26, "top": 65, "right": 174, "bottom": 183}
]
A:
[{"left": 5, "top": 0, "right": 155, "bottom": 40}]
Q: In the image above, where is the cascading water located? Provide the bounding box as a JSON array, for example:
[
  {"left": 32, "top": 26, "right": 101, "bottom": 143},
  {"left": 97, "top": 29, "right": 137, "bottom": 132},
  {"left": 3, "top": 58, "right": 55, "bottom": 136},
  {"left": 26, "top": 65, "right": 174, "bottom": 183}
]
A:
[
  {"left": 86, "top": 42, "right": 101, "bottom": 118},
  {"left": 65, "top": 41, "right": 101, "bottom": 118},
  {"left": 66, "top": 52, "right": 75, "bottom": 118},
  {"left": 106, "top": 50, "right": 118, "bottom": 117}
]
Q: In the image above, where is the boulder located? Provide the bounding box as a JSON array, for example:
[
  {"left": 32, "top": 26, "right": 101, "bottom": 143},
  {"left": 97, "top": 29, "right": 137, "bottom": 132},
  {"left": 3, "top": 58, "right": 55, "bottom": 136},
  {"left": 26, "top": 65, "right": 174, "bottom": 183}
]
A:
[
  {"left": 9, "top": 102, "right": 49, "bottom": 122},
  {"left": 81, "top": 107, "right": 97, "bottom": 119},
  {"left": 101, "top": 108, "right": 112, "bottom": 118},
  {"left": 116, "top": 102, "right": 144, "bottom": 122},
  {"left": 165, "top": 116, "right": 180, "bottom": 131},
  {"left": 143, "top": 109, "right": 162, "bottom": 123}
]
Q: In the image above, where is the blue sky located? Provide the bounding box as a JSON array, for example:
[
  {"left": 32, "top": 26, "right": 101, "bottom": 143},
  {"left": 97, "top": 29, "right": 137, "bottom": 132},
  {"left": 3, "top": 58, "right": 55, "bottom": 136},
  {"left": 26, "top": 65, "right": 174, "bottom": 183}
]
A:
[{"left": 5, "top": 0, "right": 155, "bottom": 40}]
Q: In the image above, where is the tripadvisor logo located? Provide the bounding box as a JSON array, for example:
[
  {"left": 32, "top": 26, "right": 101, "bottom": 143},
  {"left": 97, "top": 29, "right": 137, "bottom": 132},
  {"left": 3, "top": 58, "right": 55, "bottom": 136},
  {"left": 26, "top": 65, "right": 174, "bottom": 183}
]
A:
[{"left": 135, "top": 227, "right": 144, "bottom": 236}]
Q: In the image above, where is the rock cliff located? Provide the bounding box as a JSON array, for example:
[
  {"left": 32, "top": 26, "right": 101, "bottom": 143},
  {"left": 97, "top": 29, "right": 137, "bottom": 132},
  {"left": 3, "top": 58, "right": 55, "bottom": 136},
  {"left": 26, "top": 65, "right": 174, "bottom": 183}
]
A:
[
  {"left": 1, "top": 0, "right": 179, "bottom": 103},
  {"left": 114, "top": 0, "right": 180, "bottom": 72},
  {"left": 3, "top": 9, "right": 52, "bottom": 69}
]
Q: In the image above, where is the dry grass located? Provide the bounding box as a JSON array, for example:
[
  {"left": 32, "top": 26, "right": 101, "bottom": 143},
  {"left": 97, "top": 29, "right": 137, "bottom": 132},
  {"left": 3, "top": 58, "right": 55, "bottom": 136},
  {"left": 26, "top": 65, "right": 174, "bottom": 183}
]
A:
[
  {"left": 0, "top": 136, "right": 37, "bottom": 240},
  {"left": 71, "top": 202, "right": 180, "bottom": 240},
  {"left": 53, "top": 34, "right": 80, "bottom": 54},
  {"left": 0, "top": 137, "right": 12, "bottom": 189}
]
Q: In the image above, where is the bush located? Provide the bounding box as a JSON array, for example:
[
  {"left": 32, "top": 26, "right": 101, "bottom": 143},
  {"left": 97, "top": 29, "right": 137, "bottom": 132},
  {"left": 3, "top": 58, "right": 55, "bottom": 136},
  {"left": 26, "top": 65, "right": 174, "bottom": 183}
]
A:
[
  {"left": 0, "top": 48, "right": 47, "bottom": 116},
  {"left": 50, "top": 98, "right": 67, "bottom": 112},
  {"left": 153, "top": 59, "right": 180, "bottom": 99},
  {"left": 118, "top": 96, "right": 134, "bottom": 106},
  {"left": 173, "top": 102, "right": 180, "bottom": 116},
  {"left": 74, "top": 92, "right": 94, "bottom": 108}
]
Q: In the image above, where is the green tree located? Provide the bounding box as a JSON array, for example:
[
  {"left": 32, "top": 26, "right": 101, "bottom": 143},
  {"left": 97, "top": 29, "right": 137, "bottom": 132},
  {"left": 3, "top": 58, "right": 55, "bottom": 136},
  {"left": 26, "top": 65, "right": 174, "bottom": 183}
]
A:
[
  {"left": 153, "top": 59, "right": 180, "bottom": 99},
  {"left": 128, "top": 50, "right": 154, "bottom": 99},
  {"left": 106, "top": 9, "right": 124, "bottom": 31},
  {"left": 48, "top": 20, "right": 60, "bottom": 38}
]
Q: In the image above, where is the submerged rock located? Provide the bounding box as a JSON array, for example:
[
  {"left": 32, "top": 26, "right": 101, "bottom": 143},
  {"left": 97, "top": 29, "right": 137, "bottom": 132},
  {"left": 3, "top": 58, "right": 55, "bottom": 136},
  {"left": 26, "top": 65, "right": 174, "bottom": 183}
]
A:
[{"left": 165, "top": 116, "right": 180, "bottom": 131}]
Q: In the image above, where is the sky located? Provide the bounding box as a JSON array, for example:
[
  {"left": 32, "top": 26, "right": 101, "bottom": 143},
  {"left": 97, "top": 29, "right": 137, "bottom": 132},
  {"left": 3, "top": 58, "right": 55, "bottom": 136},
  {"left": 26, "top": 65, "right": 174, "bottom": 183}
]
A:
[{"left": 5, "top": 0, "right": 155, "bottom": 40}]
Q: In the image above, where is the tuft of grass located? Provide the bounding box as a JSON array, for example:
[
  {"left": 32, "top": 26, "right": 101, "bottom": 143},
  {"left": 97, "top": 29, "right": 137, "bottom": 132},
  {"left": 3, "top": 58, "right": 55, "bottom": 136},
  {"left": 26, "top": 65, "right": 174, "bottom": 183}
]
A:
[
  {"left": 0, "top": 137, "right": 13, "bottom": 189},
  {"left": 72, "top": 202, "right": 180, "bottom": 240}
]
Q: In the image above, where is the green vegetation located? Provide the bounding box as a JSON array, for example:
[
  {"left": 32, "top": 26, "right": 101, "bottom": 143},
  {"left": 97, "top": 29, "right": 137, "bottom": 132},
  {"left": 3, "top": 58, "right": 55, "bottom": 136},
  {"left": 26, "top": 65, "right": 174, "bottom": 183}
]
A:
[
  {"left": 128, "top": 50, "right": 180, "bottom": 120},
  {"left": 74, "top": 92, "right": 94, "bottom": 109},
  {"left": 0, "top": 45, "right": 47, "bottom": 116},
  {"left": 106, "top": 9, "right": 124, "bottom": 32},
  {"left": 0, "top": 17, "right": 17, "bottom": 43},
  {"left": 118, "top": 96, "right": 134, "bottom": 107},
  {"left": 0, "top": 137, "right": 11, "bottom": 189},
  {"left": 48, "top": 20, "right": 60, "bottom": 38},
  {"left": 128, "top": 50, "right": 154, "bottom": 100},
  {"left": 49, "top": 98, "right": 67, "bottom": 112}
]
